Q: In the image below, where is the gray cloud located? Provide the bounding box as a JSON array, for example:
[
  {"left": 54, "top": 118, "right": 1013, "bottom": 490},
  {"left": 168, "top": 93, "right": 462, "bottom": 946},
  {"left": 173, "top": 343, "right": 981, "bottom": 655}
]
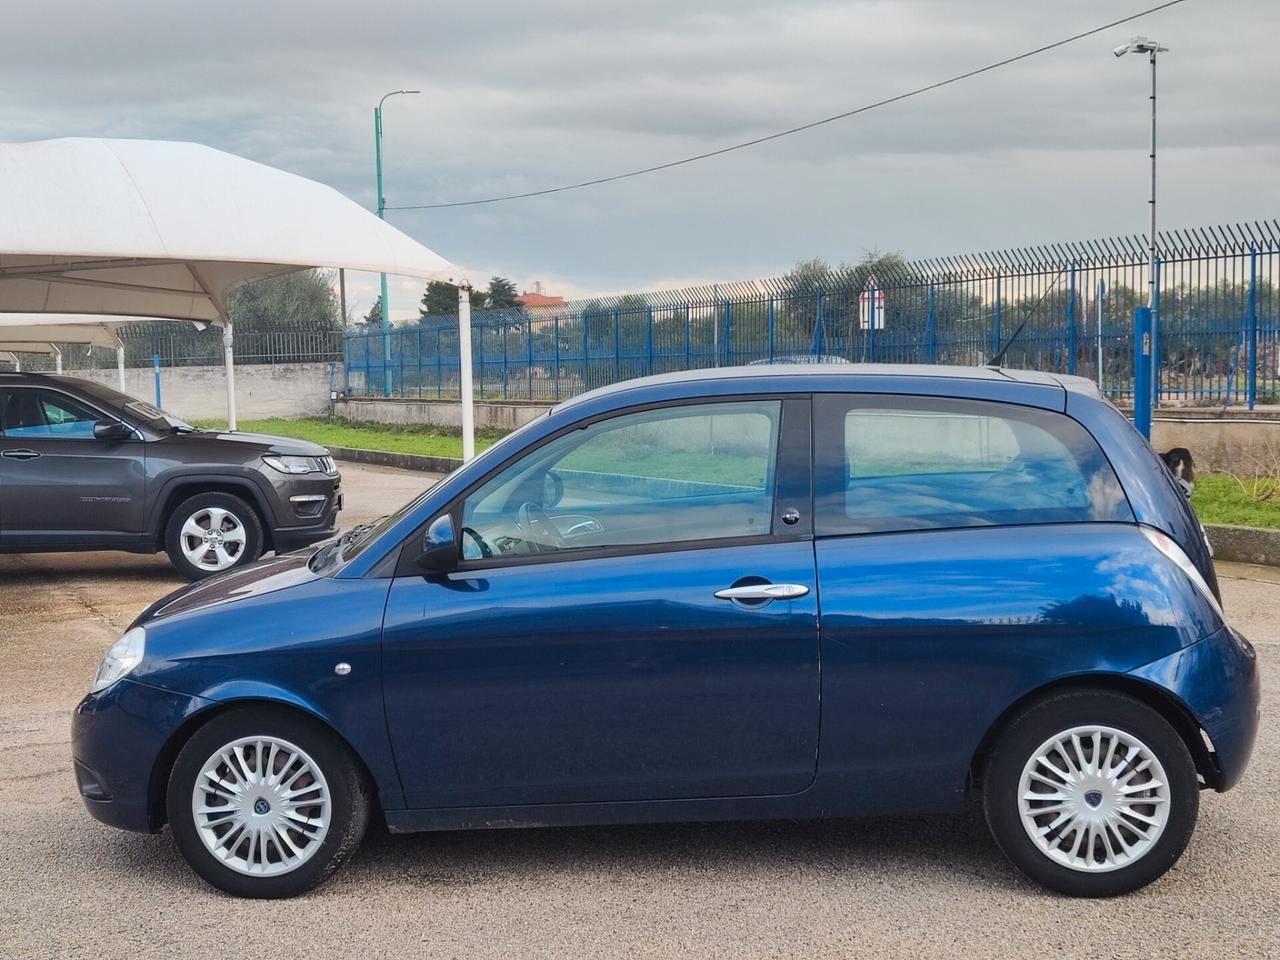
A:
[{"left": 1, "top": 0, "right": 1277, "bottom": 317}]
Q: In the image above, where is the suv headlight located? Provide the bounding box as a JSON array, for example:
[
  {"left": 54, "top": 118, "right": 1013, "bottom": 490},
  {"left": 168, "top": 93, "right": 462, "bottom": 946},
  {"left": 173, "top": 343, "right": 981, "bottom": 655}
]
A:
[
  {"left": 90, "top": 626, "right": 146, "bottom": 694},
  {"left": 263, "top": 454, "right": 321, "bottom": 475}
]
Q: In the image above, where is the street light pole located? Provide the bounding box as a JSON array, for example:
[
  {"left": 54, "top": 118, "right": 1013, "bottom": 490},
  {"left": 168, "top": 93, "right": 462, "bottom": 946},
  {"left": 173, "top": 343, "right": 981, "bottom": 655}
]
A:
[
  {"left": 373, "top": 89, "right": 420, "bottom": 397},
  {"left": 1115, "top": 37, "right": 1167, "bottom": 407}
]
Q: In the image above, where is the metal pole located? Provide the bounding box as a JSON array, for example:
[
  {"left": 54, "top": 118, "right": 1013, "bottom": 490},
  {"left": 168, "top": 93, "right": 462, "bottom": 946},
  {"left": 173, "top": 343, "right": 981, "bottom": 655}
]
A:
[
  {"left": 1097, "top": 279, "right": 1105, "bottom": 391},
  {"left": 374, "top": 104, "right": 392, "bottom": 398},
  {"left": 1067, "top": 262, "right": 1078, "bottom": 375},
  {"left": 116, "top": 342, "right": 127, "bottom": 392},
  {"left": 457, "top": 283, "right": 476, "bottom": 461},
  {"left": 1248, "top": 247, "right": 1259, "bottom": 410},
  {"left": 153, "top": 352, "right": 162, "bottom": 409},
  {"left": 221, "top": 320, "right": 237, "bottom": 430},
  {"left": 51, "top": 344, "right": 62, "bottom": 374},
  {"left": 1134, "top": 306, "right": 1153, "bottom": 439},
  {"left": 1148, "top": 49, "right": 1158, "bottom": 312}
]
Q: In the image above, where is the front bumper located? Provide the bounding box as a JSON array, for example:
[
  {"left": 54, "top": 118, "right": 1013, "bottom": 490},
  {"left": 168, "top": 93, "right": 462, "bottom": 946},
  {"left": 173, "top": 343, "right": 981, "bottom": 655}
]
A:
[
  {"left": 1128, "top": 624, "right": 1261, "bottom": 791},
  {"left": 271, "top": 472, "right": 343, "bottom": 553},
  {"left": 71, "top": 678, "right": 214, "bottom": 833}
]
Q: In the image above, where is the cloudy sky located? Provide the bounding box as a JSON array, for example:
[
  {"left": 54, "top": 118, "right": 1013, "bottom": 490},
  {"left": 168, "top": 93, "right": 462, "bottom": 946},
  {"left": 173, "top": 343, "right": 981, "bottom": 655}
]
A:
[{"left": 2, "top": 0, "right": 1277, "bottom": 321}]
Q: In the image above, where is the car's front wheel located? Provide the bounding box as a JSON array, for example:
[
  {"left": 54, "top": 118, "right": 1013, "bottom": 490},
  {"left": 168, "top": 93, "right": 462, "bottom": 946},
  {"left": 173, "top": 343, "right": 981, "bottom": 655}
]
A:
[
  {"left": 983, "top": 689, "right": 1199, "bottom": 897},
  {"left": 166, "top": 707, "right": 371, "bottom": 898},
  {"left": 164, "top": 492, "right": 263, "bottom": 579}
]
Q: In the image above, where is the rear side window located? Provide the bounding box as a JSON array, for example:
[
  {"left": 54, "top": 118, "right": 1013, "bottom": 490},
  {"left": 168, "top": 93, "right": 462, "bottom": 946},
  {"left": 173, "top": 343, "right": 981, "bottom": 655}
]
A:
[{"left": 814, "top": 394, "right": 1132, "bottom": 535}]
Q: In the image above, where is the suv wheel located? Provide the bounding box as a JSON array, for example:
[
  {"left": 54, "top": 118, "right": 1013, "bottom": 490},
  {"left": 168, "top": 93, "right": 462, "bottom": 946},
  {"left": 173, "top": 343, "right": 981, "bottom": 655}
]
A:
[
  {"left": 983, "top": 689, "right": 1199, "bottom": 897},
  {"left": 164, "top": 492, "right": 264, "bottom": 579},
  {"left": 166, "top": 707, "right": 371, "bottom": 898}
]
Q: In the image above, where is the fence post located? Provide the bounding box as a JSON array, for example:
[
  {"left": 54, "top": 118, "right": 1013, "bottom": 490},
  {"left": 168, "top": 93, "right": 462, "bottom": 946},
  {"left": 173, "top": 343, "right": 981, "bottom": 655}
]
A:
[
  {"left": 1152, "top": 257, "right": 1162, "bottom": 408},
  {"left": 1067, "top": 262, "right": 1078, "bottom": 376},
  {"left": 1248, "top": 246, "right": 1258, "bottom": 410},
  {"left": 415, "top": 328, "right": 422, "bottom": 399},
  {"left": 365, "top": 331, "right": 372, "bottom": 396},
  {"left": 926, "top": 284, "right": 937, "bottom": 364},
  {"left": 501, "top": 318, "right": 509, "bottom": 400},
  {"left": 1134, "top": 306, "right": 1153, "bottom": 440},
  {"left": 646, "top": 306, "right": 654, "bottom": 376},
  {"left": 582, "top": 310, "right": 590, "bottom": 391},
  {"left": 476, "top": 320, "right": 484, "bottom": 400},
  {"left": 722, "top": 301, "right": 732, "bottom": 366},
  {"left": 814, "top": 291, "right": 826, "bottom": 358},
  {"left": 436, "top": 329, "right": 442, "bottom": 399},
  {"left": 553, "top": 316, "right": 561, "bottom": 401},
  {"left": 993, "top": 273, "right": 1002, "bottom": 358},
  {"left": 527, "top": 315, "right": 534, "bottom": 401},
  {"left": 767, "top": 298, "right": 775, "bottom": 362},
  {"left": 1096, "top": 279, "right": 1106, "bottom": 393},
  {"left": 153, "top": 353, "right": 162, "bottom": 407},
  {"left": 612, "top": 309, "right": 621, "bottom": 382},
  {"left": 684, "top": 306, "right": 691, "bottom": 368}
]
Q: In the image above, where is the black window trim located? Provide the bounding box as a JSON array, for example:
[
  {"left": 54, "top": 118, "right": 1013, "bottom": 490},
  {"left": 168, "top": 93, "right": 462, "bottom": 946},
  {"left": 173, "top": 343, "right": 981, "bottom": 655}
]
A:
[{"left": 392, "top": 393, "right": 814, "bottom": 578}]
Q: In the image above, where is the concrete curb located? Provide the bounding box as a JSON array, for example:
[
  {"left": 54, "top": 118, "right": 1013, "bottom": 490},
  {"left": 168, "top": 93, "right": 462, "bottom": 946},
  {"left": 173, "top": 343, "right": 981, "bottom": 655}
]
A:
[
  {"left": 328, "top": 445, "right": 461, "bottom": 474},
  {"left": 1204, "top": 523, "right": 1280, "bottom": 567}
]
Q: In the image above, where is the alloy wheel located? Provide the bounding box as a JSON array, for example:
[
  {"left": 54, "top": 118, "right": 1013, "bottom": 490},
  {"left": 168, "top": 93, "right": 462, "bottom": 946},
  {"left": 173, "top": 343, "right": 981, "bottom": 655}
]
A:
[{"left": 179, "top": 506, "right": 247, "bottom": 572}]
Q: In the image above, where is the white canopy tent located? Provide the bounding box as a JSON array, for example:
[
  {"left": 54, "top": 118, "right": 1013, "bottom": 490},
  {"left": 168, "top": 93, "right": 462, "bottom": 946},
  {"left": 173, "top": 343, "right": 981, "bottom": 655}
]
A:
[
  {"left": 0, "top": 312, "right": 207, "bottom": 384},
  {"left": 0, "top": 138, "right": 475, "bottom": 449}
]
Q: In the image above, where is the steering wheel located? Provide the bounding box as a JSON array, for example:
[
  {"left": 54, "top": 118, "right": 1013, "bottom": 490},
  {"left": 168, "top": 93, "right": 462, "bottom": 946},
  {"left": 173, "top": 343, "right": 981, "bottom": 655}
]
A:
[
  {"left": 460, "top": 526, "right": 494, "bottom": 559},
  {"left": 516, "top": 501, "right": 566, "bottom": 552}
]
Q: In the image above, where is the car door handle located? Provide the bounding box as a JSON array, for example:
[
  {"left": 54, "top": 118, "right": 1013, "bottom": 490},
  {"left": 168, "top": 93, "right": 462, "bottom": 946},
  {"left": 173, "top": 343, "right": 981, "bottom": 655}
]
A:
[
  {"left": 1, "top": 449, "right": 41, "bottom": 461},
  {"left": 714, "top": 583, "right": 810, "bottom": 601}
]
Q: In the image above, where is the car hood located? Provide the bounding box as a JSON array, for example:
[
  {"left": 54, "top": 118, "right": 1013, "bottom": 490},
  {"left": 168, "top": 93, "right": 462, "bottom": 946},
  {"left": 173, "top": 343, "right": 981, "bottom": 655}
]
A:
[
  {"left": 134, "top": 548, "right": 326, "bottom": 625},
  {"left": 167, "top": 430, "right": 329, "bottom": 457}
]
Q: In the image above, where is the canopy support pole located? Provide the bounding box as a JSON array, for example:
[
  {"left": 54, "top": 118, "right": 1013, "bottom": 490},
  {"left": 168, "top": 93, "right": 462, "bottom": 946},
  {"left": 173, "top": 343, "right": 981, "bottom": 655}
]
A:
[
  {"left": 116, "top": 341, "right": 127, "bottom": 391},
  {"left": 457, "top": 282, "right": 475, "bottom": 461},
  {"left": 50, "top": 344, "right": 62, "bottom": 374},
  {"left": 8, "top": 352, "right": 19, "bottom": 372},
  {"left": 222, "top": 319, "right": 238, "bottom": 431}
]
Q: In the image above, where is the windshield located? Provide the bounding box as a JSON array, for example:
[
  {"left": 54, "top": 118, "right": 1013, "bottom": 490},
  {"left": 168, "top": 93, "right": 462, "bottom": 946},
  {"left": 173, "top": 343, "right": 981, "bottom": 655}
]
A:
[
  {"left": 65, "top": 378, "right": 194, "bottom": 432},
  {"left": 330, "top": 411, "right": 552, "bottom": 567}
]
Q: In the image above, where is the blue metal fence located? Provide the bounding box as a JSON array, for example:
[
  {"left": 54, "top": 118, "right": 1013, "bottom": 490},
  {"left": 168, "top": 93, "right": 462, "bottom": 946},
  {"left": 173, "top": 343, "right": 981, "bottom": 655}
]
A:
[{"left": 344, "top": 220, "right": 1280, "bottom": 408}]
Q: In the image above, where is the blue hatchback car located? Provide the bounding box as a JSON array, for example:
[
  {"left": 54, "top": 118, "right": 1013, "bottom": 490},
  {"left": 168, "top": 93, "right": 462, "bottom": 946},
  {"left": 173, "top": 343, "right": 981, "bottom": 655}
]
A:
[{"left": 73, "top": 365, "right": 1260, "bottom": 899}]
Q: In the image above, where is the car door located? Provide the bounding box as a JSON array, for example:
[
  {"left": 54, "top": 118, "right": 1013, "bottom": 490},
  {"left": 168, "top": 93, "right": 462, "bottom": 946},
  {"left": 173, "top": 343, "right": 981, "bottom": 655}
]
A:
[
  {"left": 810, "top": 392, "right": 1139, "bottom": 812},
  {"left": 0, "top": 387, "right": 146, "bottom": 548},
  {"left": 382, "top": 396, "right": 818, "bottom": 809}
]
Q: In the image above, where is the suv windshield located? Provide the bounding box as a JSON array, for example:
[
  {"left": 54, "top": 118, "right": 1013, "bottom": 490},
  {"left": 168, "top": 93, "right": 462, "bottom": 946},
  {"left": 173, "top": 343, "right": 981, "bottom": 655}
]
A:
[{"left": 64, "top": 379, "right": 195, "bottom": 433}]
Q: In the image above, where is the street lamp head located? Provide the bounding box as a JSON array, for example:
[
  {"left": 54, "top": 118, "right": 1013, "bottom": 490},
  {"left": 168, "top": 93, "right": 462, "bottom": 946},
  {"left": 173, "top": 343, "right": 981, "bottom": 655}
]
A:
[{"left": 1114, "top": 36, "right": 1168, "bottom": 57}]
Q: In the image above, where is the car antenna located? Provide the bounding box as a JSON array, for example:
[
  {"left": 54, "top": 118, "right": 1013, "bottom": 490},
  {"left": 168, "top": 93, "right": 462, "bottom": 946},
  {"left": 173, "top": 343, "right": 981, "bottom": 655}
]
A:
[{"left": 986, "top": 268, "right": 1069, "bottom": 368}]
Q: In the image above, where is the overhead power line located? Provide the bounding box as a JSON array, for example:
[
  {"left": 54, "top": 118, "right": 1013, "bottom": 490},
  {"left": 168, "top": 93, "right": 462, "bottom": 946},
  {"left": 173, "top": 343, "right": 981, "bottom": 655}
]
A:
[{"left": 387, "top": 0, "right": 1187, "bottom": 212}]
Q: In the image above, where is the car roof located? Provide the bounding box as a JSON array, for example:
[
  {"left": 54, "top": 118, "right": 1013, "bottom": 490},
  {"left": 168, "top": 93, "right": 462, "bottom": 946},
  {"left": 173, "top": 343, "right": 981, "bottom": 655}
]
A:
[{"left": 553, "top": 363, "right": 1098, "bottom": 413}]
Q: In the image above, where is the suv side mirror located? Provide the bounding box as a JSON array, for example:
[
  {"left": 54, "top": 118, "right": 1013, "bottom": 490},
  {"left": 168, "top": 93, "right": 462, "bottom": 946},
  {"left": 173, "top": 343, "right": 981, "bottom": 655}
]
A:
[
  {"left": 94, "top": 420, "right": 133, "bottom": 442},
  {"left": 416, "top": 514, "right": 458, "bottom": 574}
]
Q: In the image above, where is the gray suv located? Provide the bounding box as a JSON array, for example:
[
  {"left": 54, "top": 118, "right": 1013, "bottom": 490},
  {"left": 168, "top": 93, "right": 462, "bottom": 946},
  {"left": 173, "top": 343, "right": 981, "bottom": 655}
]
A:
[{"left": 0, "top": 372, "right": 341, "bottom": 578}]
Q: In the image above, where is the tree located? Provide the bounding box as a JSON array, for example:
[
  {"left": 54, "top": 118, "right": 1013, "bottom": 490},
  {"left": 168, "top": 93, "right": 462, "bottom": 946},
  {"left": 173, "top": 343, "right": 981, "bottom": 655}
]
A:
[
  {"left": 227, "top": 269, "right": 342, "bottom": 333},
  {"left": 486, "top": 276, "right": 520, "bottom": 309},
  {"left": 362, "top": 296, "right": 382, "bottom": 327},
  {"left": 419, "top": 280, "right": 484, "bottom": 318}
]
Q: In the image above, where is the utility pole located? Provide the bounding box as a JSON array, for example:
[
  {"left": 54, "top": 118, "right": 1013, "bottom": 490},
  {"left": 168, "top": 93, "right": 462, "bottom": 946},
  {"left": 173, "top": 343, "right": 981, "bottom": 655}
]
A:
[{"left": 373, "top": 89, "right": 420, "bottom": 397}]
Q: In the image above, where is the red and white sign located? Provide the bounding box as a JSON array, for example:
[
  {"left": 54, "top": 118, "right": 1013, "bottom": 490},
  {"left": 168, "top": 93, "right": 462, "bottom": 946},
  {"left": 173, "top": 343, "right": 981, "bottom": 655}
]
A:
[{"left": 858, "top": 275, "right": 885, "bottom": 330}]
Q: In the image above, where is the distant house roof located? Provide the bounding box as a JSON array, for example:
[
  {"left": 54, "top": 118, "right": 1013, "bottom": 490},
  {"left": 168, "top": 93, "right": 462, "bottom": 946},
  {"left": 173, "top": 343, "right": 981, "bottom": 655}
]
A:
[{"left": 517, "top": 291, "right": 567, "bottom": 308}]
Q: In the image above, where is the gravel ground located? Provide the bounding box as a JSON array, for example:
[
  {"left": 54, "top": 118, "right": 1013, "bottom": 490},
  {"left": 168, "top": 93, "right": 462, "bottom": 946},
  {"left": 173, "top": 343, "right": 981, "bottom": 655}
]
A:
[{"left": 0, "top": 462, "right": 1275, "bottom": 960}]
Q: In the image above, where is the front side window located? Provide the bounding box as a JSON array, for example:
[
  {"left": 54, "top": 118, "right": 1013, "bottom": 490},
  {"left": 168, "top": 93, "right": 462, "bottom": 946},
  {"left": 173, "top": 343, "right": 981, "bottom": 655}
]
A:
[
  {"left": 814, "top": 394, "right": 1132, "bottom": 535},
  {"left": 0, "top": 389, "right": 101, "bottom": 439},
  {"left": 460, "top": 400, "right": 782, "bottom": 560}
]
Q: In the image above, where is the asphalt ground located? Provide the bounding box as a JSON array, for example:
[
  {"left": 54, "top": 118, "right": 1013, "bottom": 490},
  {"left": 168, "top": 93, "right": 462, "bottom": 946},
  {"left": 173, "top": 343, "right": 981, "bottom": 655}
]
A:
[{"left": 0, "top": 462, "right": 1275, "bottom": 959}]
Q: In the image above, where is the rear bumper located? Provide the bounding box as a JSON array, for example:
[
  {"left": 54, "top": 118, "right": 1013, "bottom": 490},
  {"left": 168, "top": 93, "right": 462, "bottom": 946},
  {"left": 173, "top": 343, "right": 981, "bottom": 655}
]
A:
[
  {"left": 71, "top": 678, "right": 213, "bottom": 833},
  {"left": 1127, "top": 625, "right": 1261, "bottom": 791}
]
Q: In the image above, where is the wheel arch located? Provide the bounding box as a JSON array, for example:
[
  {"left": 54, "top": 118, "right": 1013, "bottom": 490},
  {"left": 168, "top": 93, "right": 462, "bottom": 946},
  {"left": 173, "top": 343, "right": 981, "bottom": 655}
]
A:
[
  {"left": 967, "top": 673, "right": 1221, "bottom": 795},
  {"left": 146, "top": 696, "right": 378, "bottom": 832},
  {"left": 152, "top": 477, "right": 277, "bottom": 552}
]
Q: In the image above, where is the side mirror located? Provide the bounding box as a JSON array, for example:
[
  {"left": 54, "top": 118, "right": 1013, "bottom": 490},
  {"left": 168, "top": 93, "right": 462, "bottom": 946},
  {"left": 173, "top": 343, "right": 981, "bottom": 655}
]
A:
[
  {"left": 94, "top": 420, "right": 133, "bottom": 442},
  {"left": 543, "top": 470, "right": 565, "bottom": 510},
  {"left": 416, "top": 514, "right": 458, "bottom": 574}
]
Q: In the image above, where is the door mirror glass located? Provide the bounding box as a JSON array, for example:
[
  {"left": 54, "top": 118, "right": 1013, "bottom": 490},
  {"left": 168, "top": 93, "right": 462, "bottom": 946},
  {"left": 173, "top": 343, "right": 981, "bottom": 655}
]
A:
[
  {"left": 416, "top": 514, "right": 458, "bottom": 573},
  {"left": 93, "top": 419, "right": 133, "bottom": 442},
  {"left": 543, "top": 470, "right": 565, "bottom": 510}
]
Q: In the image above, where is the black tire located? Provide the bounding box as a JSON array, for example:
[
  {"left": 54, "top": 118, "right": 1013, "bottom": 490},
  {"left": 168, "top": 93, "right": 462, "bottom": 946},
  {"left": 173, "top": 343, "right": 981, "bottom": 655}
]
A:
[
  {"left": 164, "top": 491, "right": 264, "bottom": 580},
  {"left": 982, "top": 689, "right": 1199, "bottom": 898},
  {"left": 166, "top": 706, "right": 372, "bottom": 899}
]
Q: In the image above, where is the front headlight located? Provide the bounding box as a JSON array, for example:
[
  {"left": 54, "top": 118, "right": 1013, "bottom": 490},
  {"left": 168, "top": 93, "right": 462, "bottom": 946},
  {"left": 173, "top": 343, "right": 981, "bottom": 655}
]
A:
[
  {"left": 263, "top": 454, "right": 320, "bottom": 475},
  {"left": 90, "top": 626, "right": 146, "bottom": 694}
]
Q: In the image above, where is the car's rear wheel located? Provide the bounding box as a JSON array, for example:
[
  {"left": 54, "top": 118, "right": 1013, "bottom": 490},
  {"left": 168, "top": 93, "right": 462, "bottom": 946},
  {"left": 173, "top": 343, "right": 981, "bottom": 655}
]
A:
[
  {"left": 166, "top": 707, "right": 371, "bottom": 898},
  {"left": 164, "top": 492, "right": 263, "bottom": 579},
  {"left": 983, "top": 689, "right": 1199, "bottom": 897}
]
